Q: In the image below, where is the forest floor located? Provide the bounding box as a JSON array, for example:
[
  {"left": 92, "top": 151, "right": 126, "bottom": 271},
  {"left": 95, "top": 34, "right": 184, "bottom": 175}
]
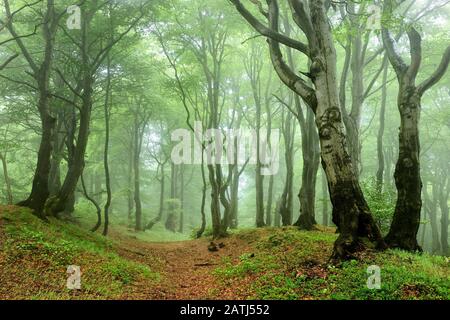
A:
[{"left": 0, "top": 205, "right": 449, "bottom": 300}]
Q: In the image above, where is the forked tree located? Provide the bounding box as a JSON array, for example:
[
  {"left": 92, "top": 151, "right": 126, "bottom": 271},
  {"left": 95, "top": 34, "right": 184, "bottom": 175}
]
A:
[
  {"left": 381, "top": 0, "right": 450, "bottom": 251},
  {"left": 230, "top": 0, "right": 384, "bottom": 260}
]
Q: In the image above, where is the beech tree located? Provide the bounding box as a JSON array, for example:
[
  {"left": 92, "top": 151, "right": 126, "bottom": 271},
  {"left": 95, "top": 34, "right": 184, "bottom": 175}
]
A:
[
  {"left": 230, "top": 0, "right": 384, "bottom": 260},
  {"left": 382, "top": 0, "right": 450, "bottom": 251}
]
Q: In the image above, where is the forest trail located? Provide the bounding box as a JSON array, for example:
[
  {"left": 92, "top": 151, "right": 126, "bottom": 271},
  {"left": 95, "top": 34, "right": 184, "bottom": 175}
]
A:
[
  {"left": 1, "top": 206, "right": 448, "bottom": 300},
  {"left": 113, "top": 231, "right": 253, "bottom": 300}
]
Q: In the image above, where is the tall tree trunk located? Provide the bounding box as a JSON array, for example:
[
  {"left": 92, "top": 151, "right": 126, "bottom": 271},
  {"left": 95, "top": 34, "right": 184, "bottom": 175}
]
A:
[
  {"left": 279, "top": 107, "right": 294, "bottom": 226},
  {"left": 424, "top": 181, "right": 441, "bottom": 253},
  {"left": 178, "top": 165, "right": 184, "bottom": 233},
  {"left": 376, "top": 57, "right": 389, "bottom": 192},
  {"left": 255, "top": 104, "right": 265, "bottom": 227},
  {"left": 102, "top": 54, "right": 112, "bottom": 236},
  {"left": 0, "top": 153, "right": 13, "bottom": 204},
  {"left": 439, "top": 178, "right": 449, "bottom": 256},
  {"left": 266, "top": 174, "right": 274, "bottom": 227},
  {"left": 48, "top": 111, "right": 64, "bottom": 196},
  {"left": 283, "top": 15, "right": 320, "bottom": 230},
  {"left": 208, "top": 165, "right": 223, "bottom": 238},
  {"left": 44, "top": 6, "right": 96, "bottom": 216},
  {"left": 321, "top": 169, "right": 329, "bottom": 226},
  {"left": 127, "top": 135, "right": 134, "bottom": 223},
  {"left": 80, "top": 172, "right": 101, "bottom": 232},
  {"left": 146, "top": 163, "right": 165, "bottom": 230},
  {"left": 196, "top": 158, "right": 207, "bottom": 238},
  {"left": 383, "top": 84, "right": 422, "bottom": 251},
  {"left": 274, "top": 196, "right": 281, "bottom": 227},
  {"left": 310, "top": 1, "right": 384, "bottom": 260},
  {"left": 166, "top": 162, "right": 178, "bottom": 232},
  {"left": 133, "top": 114, "right": 144, "bottom": 232},
  {"left": 44, "top": 75, "right": 94, "bottom": 216},
  {"left": 295, "top": 105, "right": 320, "bottom": 229},
  {"left": 231, "top": 0, "right": 385, "bottom": 260},
  {"left": 382, "top": 5, "right": 450, "bottom": 251},
  {"left": 10, "top": 0, "right": 57, "bottom": 217},
  {"left": 229, "top": 162, "right": 240, "bottom": 229}
]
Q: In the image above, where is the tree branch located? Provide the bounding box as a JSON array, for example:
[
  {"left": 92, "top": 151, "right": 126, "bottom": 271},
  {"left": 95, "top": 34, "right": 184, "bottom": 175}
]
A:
[
  {"left": 229, "top": 0, "right": 310, "bottom": 56},
  {"left": 0, "top": 53, "right": 19, "bottom": 71},
  {"left": 418, "top": 46, "right": 450, "bottom": 95}
]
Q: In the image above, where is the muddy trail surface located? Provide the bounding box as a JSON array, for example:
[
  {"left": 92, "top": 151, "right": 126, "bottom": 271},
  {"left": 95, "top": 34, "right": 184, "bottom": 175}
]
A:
[{"left": 114, "top": 232, "right": 253, "bottom": 300}]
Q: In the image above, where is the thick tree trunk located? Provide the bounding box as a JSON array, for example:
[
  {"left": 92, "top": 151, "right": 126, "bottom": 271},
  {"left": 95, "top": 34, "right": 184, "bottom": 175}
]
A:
[
  {"left": 295, "top": 107, "right": 320, "bottom": 230},
  {"left": 44, "top": 78, "right": 93, "bottom": 216},
  {"left": 384, "top": 93, "right": 422, "bottom": 251},
  {"left": 14, "top": 0, "right": 57, "bottom": 217},
  {"left": 19, "top": 114, "right": 55, "bottom": 216},
  {"left": 48, "top": 113, "right": 64, "bottom": 196},
  {"left": 231, "top": 0, "right": 384, "bottom": 261},
  {"left": 310, "top": 1, "right": 384, "bottom": 260}
]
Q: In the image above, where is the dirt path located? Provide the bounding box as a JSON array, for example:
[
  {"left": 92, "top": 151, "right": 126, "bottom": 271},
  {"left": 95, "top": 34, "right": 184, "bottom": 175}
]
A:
[{"left": 114, "top": 232, "right": 252, "bottom": 300}]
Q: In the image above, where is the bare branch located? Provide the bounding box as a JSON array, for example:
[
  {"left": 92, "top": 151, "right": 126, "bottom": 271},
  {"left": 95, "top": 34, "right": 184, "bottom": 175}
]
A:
[
  {"left": 229, "top": 0, "right": 310, "bottom": 56},
  {"left": 0, "top": 53, "right": 19, "bottom": 71},
  {"left": 418, "top": 46, "right": 450, "bottom": 95}
]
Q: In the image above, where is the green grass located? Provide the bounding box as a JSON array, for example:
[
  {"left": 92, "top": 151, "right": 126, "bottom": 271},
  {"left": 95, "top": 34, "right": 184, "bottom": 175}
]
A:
[
  {"left": 0, "top": 206, "right": 159, "bottom": 299},
  {"left": 214, "top": 227, "right": 450, "bottom": 300}
]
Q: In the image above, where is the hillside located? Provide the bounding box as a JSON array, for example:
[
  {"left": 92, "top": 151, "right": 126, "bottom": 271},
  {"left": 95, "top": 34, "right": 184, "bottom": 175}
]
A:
[{"left": 0, "top": 205, "right": 448, "bottom": 300}]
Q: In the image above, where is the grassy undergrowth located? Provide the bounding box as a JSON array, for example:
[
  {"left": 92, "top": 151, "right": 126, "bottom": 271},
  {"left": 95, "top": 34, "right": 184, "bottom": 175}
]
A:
[
  {"left": 74, "top": 203, "right": 189, "bottom": 242},
  {"left": 214, "top": 227, "right": 450, "bottom": 300},
  {"left": 0, "top": 206, "right": 159, "bottom": 300}
]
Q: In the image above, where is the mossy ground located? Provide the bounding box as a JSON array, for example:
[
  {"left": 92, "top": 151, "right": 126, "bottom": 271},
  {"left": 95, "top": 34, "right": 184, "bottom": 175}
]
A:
[
  {"left": 0, "top": 205, "right": 159, "bottom": 299},
  {"left": 0, "top": 205, "right": 448, "bottom": 300},
  {"left": 213, "top": 227, "right": 450, "bottom": 300}
]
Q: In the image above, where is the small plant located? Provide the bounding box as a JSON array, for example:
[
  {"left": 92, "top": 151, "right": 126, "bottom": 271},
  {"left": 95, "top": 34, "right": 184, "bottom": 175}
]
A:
[{"left": 362, "top": 177, "right": 396, "bottom": 234}]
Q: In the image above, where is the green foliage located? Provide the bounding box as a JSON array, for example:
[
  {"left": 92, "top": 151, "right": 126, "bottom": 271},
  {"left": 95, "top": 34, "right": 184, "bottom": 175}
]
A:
[
  {"left": 214, "top": 228, "right": 450, "bottom": 300},
  {"left": 1, "top": 207, "right": 159, "bottom": 299},
  {"left": 362, "top": 178, "right": 396, "bottom": 234}
]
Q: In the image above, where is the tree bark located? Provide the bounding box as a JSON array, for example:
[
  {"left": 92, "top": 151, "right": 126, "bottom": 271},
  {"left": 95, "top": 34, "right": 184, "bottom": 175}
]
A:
[
  {"left": 0, "top": 153, "right": 13, "bottom": 204},
  {"left": 321, "top": 169, "right": 329, "bottom": 226},
  {"left": 376, "top": 56, "right": 389, "bottom": 192},
  {"left": 146, "top": 163, "right": 166, "bottom": 230},
  {"left": 279, "top": 107, "right": 294, "bottom": 226},
  {"left": 295, "top": 105, "right": 320, "bottom": 230},
  {"left": 8, "top": 0, "right": 57, "bottom": 217},
  {"left": 382, "top": 2, "right": 450, "bottom": 251},
  {"left": 102, "top": 54, "right": 112, "bottom": 236},
  {"left": 439, "top": 178, "right": 449, "bottom": 256}
]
